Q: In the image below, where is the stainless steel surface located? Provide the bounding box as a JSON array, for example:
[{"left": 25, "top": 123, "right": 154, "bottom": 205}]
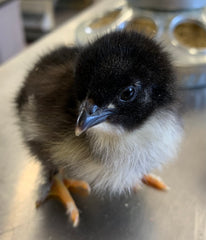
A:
[
  {"left": 0, "top": 0, "right": 206, "bottom": 239},
  {"left": 127, "top": 0, "right": 206, "bottom": 10}
]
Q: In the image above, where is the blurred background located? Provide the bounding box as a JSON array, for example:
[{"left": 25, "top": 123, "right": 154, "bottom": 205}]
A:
[
  {"left": 0, "top": 0, "right": 98, "bottom": 64},
  {"left": 0, "top": 0, "right": 206, "bottom": 91},
  {"left": 2, "top": 0, "right": 206, "bottom": 91}
]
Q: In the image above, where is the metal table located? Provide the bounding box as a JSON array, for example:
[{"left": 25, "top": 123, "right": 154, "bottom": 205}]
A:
[{"left": 0, "top": 0, "right": 206, "bottom": 239}]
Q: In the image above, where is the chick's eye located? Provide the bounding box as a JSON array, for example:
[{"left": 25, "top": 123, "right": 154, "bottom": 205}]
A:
[{"left": 119, "top": 86, "right": 136, "bottom": 102}]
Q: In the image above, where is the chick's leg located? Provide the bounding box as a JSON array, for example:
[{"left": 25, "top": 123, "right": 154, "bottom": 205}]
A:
[
  {"left": 63, "top": 179, "right": 91, "bottom": 196},
  {"left": 142, "top": 174, "right": 169, "bottom": 191},
  {"left": 36, "top": 173, "right": 90, "bottom": 227}
]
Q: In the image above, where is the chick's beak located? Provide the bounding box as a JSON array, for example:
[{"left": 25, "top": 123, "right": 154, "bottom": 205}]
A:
[{"left": 75, "top": 100, "right": 114, "bottom": 136}]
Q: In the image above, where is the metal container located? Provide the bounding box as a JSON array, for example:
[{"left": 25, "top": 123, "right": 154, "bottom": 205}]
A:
[
  {"left": 76, "top": 5, "right": 132, "bottom": 45},
  {"left": 127, "top": 0, "right": 206, "bottom": 11}
]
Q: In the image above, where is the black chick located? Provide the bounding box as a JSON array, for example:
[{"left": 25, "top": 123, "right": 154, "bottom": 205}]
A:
[{"left": 16, "top": 31, "right": 182, "bottom": 226}]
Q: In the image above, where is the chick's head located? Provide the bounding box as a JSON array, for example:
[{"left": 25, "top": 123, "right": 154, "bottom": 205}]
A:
[{"left": 75, "top": 31, "right": 176, "bottom": 135}]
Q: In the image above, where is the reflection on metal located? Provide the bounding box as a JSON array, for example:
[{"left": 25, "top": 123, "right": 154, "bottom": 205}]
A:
[
  {"left": 75, "top": 5, "right": 133, "bottom": 45},
  {"left": 170, "top": 16, "right": 206, "bottom": 54},
  {"left": 127, "top": 0, "right": 206, "bottom": 11},
  {"left": 89, "top": 9, "right": 122, "bottom": 30},
  {"left": 2, "top": 160, "right": 41, "bottom": 235},
  {"left": 125, "top": 17, "right": 157, "bottom": 37}
]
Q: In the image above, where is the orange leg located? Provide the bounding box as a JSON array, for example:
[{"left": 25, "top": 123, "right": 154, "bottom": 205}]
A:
[
  {"left": 142, "top": 174, "right": 169, "bottom": 191},
  {"left": 36, "top": 174, "right": 90, "bottom": 227},
  {"left": 63, "top": 179, "right": 91, "bottom": 197}
]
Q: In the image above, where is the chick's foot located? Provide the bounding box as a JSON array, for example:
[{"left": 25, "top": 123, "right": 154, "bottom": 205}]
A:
[
  {"left": 36, "top": 174, "right": 90, "bottom": 227},
  {"left": 142, "top": 174, "right": 169, "bottom": 191},
  {"left": 63, "top": 179, "right": 91, "bottom": 197}
]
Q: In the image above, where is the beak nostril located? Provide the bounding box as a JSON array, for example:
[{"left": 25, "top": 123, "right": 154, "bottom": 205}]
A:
[
  {"left": 85, "top": 98, "right": 99, "bottom": 115},
  {"left": 89, "top": 105, "right": 98, "bottom": 115},
  {"left": 76, "top": 99, "right": 115, "bottom": 135}
]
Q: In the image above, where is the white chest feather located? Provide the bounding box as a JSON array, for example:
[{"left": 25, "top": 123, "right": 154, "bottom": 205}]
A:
[{"left": 50, "top": 110, "right": 182, "bottom": 194}]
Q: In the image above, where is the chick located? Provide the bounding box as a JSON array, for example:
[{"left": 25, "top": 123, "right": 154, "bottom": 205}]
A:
[{"left": 16, "top": 31, "right": 182, "bottom": 226}]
